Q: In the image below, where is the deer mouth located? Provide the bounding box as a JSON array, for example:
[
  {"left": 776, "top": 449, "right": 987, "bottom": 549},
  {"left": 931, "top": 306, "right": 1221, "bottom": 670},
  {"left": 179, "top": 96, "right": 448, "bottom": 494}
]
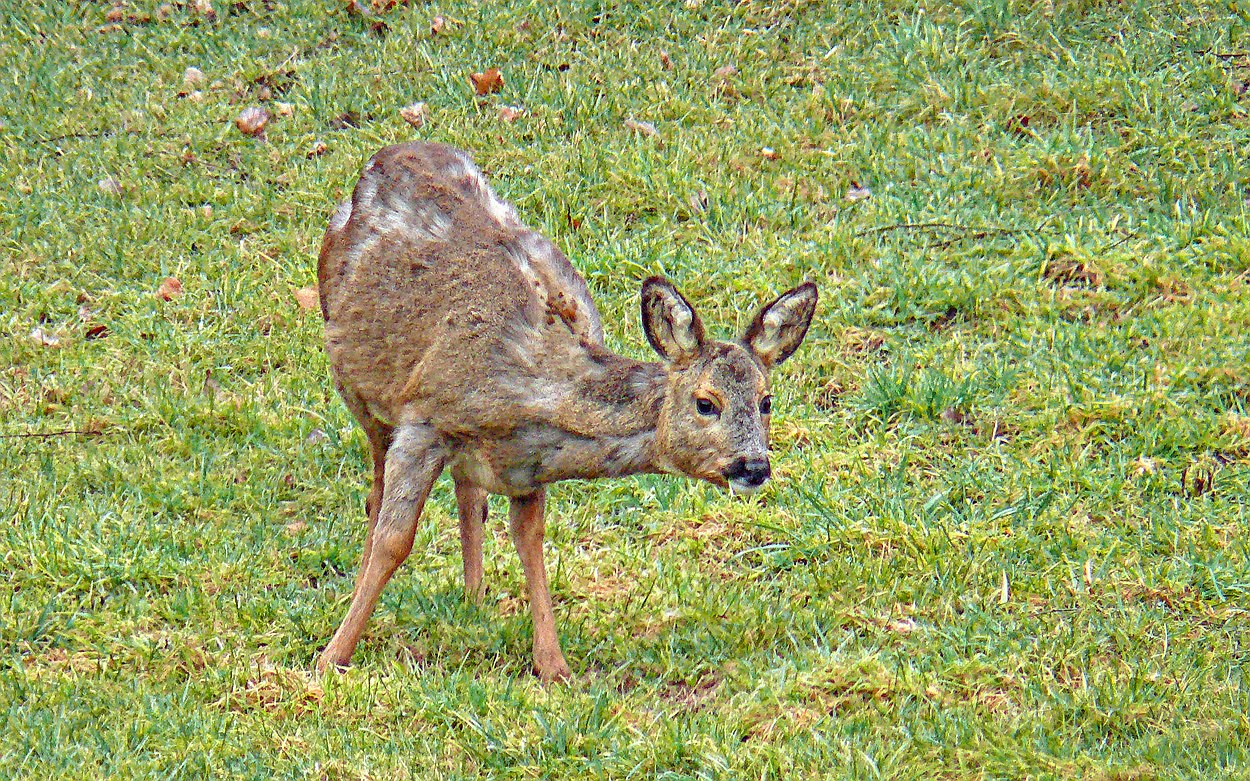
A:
[{"left": 722, "top": 456, "right": 770, "bottom": 494}]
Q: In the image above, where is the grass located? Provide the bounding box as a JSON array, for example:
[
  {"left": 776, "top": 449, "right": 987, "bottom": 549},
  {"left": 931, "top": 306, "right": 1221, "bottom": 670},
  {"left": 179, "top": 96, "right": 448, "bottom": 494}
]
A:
[{"left": 2, "top": 0, "right": 1250, "bottom": 777}]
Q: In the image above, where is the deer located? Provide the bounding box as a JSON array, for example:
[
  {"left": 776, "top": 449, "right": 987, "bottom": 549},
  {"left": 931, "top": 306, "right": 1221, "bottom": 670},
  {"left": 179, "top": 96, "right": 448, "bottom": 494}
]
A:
[{"left": 315, "top": 142, "right": 817, "bottom": 682}]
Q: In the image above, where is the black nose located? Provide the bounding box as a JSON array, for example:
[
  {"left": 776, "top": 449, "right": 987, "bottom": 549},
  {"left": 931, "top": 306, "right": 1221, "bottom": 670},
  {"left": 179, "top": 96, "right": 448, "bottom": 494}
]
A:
[{"left": 725, "top": 456, "right": 771, "bottom": 487}]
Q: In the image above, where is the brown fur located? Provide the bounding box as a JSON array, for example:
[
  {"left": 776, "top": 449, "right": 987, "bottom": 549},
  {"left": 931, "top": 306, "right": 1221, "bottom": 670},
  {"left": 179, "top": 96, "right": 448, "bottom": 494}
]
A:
[{"left": 315, "top": 142, "right": 817, "bottom": 681}]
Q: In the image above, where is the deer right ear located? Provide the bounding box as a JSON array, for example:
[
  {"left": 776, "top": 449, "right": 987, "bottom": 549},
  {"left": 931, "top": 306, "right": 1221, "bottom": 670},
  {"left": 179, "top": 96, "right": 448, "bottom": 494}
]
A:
[{"left": 640, "top": 276, "right": 705, "bottom": 363}]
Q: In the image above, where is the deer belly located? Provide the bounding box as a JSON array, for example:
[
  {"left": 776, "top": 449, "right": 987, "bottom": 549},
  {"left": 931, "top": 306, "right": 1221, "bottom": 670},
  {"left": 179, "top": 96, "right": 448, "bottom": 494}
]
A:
[{"left": 447, "top": 445, "right": 540, "bottom": 497}]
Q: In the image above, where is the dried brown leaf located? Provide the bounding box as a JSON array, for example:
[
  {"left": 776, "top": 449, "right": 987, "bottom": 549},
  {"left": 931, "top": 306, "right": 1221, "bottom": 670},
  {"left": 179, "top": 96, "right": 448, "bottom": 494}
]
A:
[
  {"left": 470, "top": 67, "right": 504, "bottom": 96},
  {"left": 498, "top": 105, "right": 524, "bottom": 122},
  {"left": 759, "top": 146, "right": 779, "bottom": 161},
  {"left": 235, "top": 106, "right": 269, "bottom": 136},
  {"left": 624, "top": 118, "right": 657, "bottom": 136},
  {"left": 659, "top": 49, "right": 673, "bottom": 70},
  {"left": 156, "top": 277, "right": 184, "bottom": 301},
  {"left": 307, "top": 140, "right": 328, "bottom": 158},
  {"left": 845, "top": 182, "right": 872, "bottom": 202},
  {"left": 97, "top": 177, "right": 124, "bottom": 197},
  {"left": 29, "top": 327, "right": 62, "bottom": 348},
  {"left": 400, "top": 102, "right": 428, "bottom": 128},
  {"left": 293, "top": 286, "right": 320, "bottom": 311},
  {"left": 430, "top": 14, "right": 445, "bottom": 33}
]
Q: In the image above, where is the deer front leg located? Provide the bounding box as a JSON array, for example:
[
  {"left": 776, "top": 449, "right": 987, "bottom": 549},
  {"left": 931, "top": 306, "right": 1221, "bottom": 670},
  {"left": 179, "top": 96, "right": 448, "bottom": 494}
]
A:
[
  {"left": 508, "top": 489, "right": 571, "bottom": 683},
  {"left": 318, "top": 423, "right": 445, "bottom": 673},
  {"left": 454, "top": 478, "right": 488, "bottom": 602}
]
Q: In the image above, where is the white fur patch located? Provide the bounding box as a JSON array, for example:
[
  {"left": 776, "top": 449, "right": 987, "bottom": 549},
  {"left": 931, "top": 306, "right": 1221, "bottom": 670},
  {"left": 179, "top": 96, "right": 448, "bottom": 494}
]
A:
[
  {"left": 752, "top": 308, "right": 786, "bottom": 355},
  {"left": 659, "top": 289, "right": 698, "bottom": 352},
  {"left": 329, "top": 201, "right": 352, "bottom": 233},
  {"left": 449, "top": 151, "right": 521, "bottom": 230}
]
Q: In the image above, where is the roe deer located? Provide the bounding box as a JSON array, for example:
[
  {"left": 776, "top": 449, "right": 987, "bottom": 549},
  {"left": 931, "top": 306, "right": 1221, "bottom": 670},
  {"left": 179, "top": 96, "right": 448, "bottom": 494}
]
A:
[{"left": 315, "top": 142, "right": 817, "bottom": 682}]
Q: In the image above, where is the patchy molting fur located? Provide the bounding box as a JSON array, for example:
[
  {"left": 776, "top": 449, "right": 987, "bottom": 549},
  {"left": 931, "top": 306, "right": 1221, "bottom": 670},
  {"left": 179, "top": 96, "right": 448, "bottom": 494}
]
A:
[{"left": 314, "top": 142, "right": 817, "bottom": 681}]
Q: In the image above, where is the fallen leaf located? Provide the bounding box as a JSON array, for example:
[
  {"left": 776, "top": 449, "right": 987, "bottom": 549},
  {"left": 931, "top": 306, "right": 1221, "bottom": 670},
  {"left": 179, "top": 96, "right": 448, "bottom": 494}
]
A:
[
  {"left": 887, "top": 618, "right": 916, "bottom": 634},
  {"left": 399, "top": 102, "right": 427, "bottom": 128},
  {"left": 97, "top": 177, "right": 124, "bottom": 196},
  {"left": 29, "top": 327, "right": 61, "bottom": 347},
  {"left": 105, "top": 5, "right": 124, "bottom": 22},
  {"left": 293, "top": 286, "right": 320, "bottom": 311},
  {"left": 85, "top": 324, "right": 110, "bottom": 340},
  {"left": 845, "top": 182, "right": 872, "bottom": 202},
  {"left": 156, "top": 277, "right": 184, "bottom": 301},
  {"left": 430, "top": 14, "right": 444, "bottom": 33},
  {"left": 1007, "top": 114, "right": 1031, "bottom": 135},
  {"left": 759, "top": 146, "right": 779, "bottom": 160},
  {"left": 659, "top": 49, "right": 673, "bottom": 70},
  {"left": 274, "top": 101, "right": 295, "bottom": 117},
  {"left": 285, "top": 521, "right": 308, "bottom": 534},
  {"left": 624, "top": 118, "right": 657, "bottom": 136},
  {"left": 235, "top": 106, "right": 269, "bottom": 136},
  {"left": 193, "top": 0, "right": 215, "bottom": 19},
  {"left": 470, "top": 67, "right": 504, "bottom": 96},
  {"left": 307, "top": 140, "right": 328, "bottom": 157},
  {"left": 329, "top": 111, "right": 361, "bottom": 130},
  {"left": 498, "top": 105, "right": 524, "bottom": 122},
  {"left": 1043, "top": 256, "right": 1101, "bottom": 287},
  {"left": 713, "top": 64, "right": 738, "bottom": 79},
  {"left": 183, "top": 66, "right": 205, "bottom": 86}
]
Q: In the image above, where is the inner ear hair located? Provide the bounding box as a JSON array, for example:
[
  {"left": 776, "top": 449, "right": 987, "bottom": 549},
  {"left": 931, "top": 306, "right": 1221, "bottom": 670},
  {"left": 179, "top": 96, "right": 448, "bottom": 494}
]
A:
[
  {"left": 743, "top": 281, "right": 818, "bottom": 368},
  {"left": 641, "top": 276, "right": 705, "bottom": 362}
]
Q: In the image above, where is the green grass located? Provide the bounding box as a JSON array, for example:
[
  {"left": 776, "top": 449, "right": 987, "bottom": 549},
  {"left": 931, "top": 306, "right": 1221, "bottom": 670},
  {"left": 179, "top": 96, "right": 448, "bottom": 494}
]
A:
[{"left": 3, "top": 0, "right": 1250, "bottom": 777}]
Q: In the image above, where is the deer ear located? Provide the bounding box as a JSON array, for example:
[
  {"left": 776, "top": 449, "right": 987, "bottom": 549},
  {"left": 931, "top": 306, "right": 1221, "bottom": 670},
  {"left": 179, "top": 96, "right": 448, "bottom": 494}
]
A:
[
  {"left": 743, "top": 282, "right": 818, "bottom": 368},
  {"left": 640, "top": 276, "right": 705, "bottom": 363}
]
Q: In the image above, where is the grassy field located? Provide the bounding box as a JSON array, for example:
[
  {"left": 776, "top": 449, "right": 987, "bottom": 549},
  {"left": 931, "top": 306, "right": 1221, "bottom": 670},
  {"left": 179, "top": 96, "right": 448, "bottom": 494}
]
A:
[{"left": 3, "top": 0, "right": 1250, "bottom": 777}]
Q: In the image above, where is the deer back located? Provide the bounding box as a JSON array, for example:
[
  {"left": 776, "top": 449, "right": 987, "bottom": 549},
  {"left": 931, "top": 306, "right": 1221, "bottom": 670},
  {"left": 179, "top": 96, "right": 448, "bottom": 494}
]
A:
[{"left": 317, "top": 143, "right": 610, "bottom": 433}]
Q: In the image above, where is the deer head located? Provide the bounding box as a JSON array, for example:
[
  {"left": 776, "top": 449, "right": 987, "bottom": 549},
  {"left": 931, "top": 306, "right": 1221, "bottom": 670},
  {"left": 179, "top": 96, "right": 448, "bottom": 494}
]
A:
[{"left": 642, "top": 276, "right": 818, "bottom": 493}]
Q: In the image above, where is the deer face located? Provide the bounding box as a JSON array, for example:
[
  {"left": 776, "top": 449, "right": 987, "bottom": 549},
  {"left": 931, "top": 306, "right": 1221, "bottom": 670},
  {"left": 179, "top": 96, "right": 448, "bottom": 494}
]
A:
[{"left": 641, "top": 277, "right": 818, "bottom": 494}]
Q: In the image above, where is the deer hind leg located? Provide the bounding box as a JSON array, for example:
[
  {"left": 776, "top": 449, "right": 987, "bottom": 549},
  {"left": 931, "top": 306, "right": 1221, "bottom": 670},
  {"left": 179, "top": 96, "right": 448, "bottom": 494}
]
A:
[
  {"left": 509, "top": 489, "right": 571, "bottom": 683},
  {"left": 454, "top": 477, "right": 488, "bottom": 602},
  {"left": 318, "top": 422, "right": 445, "bottom": 673},
  {"left": 333, "top": 385, "right": 394, "bottom": 602}
]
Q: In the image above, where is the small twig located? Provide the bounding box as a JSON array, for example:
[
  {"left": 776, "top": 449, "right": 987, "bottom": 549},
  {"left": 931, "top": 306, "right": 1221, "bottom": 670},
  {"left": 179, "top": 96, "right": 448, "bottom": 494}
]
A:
[
  {"left": 1197, "top": 49, "right": 1250, "bottom": 60},
  {"left": 855, "top": 222, "right": 962, "bottom": 237},
  {"left": 1101, "top": 231, "right": 1137, "bottom": 253},
  {"left": 924, "top": 228, "right": 1022, "bottom": 249},
  {"left": 0, "top": 429, "right": 107, "bottom": 439}
]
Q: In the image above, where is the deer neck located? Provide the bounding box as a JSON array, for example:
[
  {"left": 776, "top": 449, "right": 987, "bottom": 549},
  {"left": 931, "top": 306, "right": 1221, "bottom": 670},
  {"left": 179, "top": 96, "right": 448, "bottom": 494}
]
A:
[{"left": 536, "top": 349, "right": 669, "bottom": 482}]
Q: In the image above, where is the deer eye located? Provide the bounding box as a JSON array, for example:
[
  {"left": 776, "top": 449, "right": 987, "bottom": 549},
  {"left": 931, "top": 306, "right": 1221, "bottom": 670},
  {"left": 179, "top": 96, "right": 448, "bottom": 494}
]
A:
[
  {"left": 759, "top": 396, "right": 772, "bottom": 416},
  {"left": 695, "top": 397, "right": 720, "bottom": 417}
]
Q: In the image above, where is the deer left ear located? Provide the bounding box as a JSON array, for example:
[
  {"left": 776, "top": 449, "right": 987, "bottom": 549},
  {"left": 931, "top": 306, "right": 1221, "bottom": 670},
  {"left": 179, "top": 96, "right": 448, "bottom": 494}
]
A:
[
  {"left": 641, "top": 276, "right": 706, "bottom": 363},
  {"left": 742, "top": 282, "right": 818, "bottom": 368}
]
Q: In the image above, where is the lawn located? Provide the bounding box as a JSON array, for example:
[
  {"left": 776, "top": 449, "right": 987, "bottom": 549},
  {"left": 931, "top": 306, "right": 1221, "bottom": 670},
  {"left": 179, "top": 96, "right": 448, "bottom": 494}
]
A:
[{"left": 3, "top": 0, "right": 1250, "bottom": 777}]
